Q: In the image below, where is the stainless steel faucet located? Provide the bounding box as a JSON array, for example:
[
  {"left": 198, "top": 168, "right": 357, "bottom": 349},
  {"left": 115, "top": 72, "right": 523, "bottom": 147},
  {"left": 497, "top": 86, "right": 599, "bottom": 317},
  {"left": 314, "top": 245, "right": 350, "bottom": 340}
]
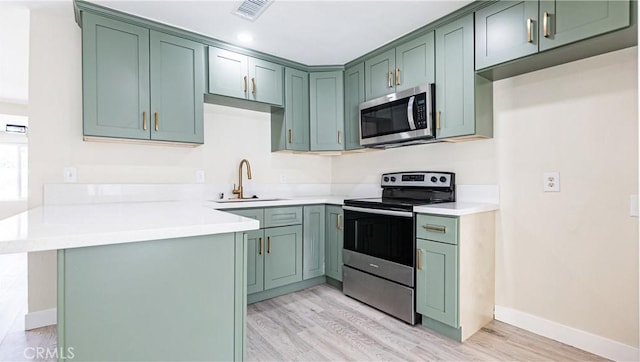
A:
[{"left": 232, "top": 159, "right": 252, "bottom": 199}]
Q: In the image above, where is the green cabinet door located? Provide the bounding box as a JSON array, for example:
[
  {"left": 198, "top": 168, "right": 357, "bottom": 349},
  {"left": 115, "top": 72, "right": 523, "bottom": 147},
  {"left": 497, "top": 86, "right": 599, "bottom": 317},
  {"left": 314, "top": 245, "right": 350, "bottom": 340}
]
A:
[
  {"left": 246, "top": 229, "right": 265, "bottom": 294},
  {"left": 150, "top": 31, "right": 205, "bottom": 143},
  {"left": 208, "top": 47, "right": 248, "bottom": 100},
  {"left": 539, "top": 0, "right": 630, "bottom": 51},
  {"left": 435, "top": 14, "right": 476, "bottom": 139},
  {"left": 364, "top": 48, "right": 395, "bottom": 100},
  {"left": 82, "top": 13, "right": 150, "bottom": 140},
  {"left": 310, "top": 71, "right": 344, "bottom": 151},
  {"left": 303, "top": 205, "right": 325, "bottom": 280},
  {"left": 344, "top": 63, "right": 365, "bottom": 150},
  {"left": 325, "top": 205, "right": 344, "bottom": 282},
  {"left": 264, "top": 225, "right": 303, "bottom": 290},
  {"left": 475, "top": 1, "right": 539, "bottom": 70},
  {"left": 416, "top": 238, "right": 458, "bottom": 328},
  {"left": 395, "top": 32, "right": 435, "bottom": 92},
  {"left": 248, "top": 58, "right": 283, "bottom": 106},
  {"left": 284, "top": 67, "right": 310, "bottom": 151}
]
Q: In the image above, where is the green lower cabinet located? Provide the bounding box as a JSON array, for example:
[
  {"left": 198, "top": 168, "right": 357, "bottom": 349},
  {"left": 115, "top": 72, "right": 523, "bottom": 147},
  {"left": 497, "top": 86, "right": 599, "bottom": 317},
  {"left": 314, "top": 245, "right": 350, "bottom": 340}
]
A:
[
  {"left": 324, "top": 205, "right": 344, "bottom": 281},
  {"left": 264, "top": 225, "right": 303, "bottom": 290},
  {"left": 246, "top": 229, "right": 265, "bottom": 294},
  {"left": 416, "top": 238, "right": 458, "bottom": 328},
  {"left": 303, "top": 205, "right": 326, "bottom": 279}
]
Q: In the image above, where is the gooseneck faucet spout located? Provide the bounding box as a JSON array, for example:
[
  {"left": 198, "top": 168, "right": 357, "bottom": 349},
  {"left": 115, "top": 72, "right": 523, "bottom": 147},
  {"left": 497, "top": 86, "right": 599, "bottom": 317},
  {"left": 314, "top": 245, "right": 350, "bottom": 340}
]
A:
[{"left": 232, "top": 159, "right": 252, "bottom": 199}]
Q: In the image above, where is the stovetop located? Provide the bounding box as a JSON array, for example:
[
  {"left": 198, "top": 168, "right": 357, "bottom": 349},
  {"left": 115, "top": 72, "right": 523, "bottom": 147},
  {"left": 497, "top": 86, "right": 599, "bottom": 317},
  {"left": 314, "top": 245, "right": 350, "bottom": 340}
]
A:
[{"left": 343, "top": 197, "right": 451, "bottom": 212}]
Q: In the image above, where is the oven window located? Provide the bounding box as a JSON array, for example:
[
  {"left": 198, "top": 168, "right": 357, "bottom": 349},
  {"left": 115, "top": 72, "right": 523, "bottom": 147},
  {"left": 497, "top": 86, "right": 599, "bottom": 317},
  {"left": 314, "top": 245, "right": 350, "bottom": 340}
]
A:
[{"left": 343, "top": 210, "right": 414, "bottom": 267}]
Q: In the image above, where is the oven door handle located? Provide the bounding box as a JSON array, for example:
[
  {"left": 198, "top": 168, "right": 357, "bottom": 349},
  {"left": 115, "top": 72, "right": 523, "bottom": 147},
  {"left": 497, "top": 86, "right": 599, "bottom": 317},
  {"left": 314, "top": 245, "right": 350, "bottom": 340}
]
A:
[{"left": 343, "top": 206, "right": 413, "bottom": 218}]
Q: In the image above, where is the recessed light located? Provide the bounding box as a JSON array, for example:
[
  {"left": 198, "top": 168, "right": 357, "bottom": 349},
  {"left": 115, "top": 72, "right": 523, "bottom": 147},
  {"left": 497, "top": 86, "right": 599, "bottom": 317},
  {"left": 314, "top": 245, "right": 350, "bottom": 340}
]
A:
[{"left": 237, "top": 33, "right": 254, "bottom": 43}]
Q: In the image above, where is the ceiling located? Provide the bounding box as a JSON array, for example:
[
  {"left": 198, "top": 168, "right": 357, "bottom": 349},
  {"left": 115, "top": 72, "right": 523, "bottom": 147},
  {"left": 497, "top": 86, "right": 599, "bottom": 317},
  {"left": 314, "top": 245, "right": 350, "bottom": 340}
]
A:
[{"left": 88, "top": 0, "right": 474, "bottom": 65}]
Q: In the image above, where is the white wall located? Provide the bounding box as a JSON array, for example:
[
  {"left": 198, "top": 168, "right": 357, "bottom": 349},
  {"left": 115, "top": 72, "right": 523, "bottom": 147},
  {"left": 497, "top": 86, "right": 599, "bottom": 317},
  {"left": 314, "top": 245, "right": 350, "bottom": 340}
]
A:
[{"left": 26, "top": 6, "right": 331, "bottom": 313}]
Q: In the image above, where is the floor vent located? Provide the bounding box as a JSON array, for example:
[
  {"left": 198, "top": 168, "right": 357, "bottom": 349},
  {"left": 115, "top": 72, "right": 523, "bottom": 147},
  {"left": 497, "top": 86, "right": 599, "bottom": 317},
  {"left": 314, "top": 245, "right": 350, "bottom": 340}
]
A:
[{"left": 233, "top": 0, "right": 273, "bottom": 21}]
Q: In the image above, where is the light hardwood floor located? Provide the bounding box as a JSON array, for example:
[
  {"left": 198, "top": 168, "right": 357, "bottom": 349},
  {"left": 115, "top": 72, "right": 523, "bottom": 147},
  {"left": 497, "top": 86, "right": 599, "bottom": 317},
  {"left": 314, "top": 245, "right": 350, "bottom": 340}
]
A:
[{"left": 0, "top": 284, "right": 607, "bottom": 361}]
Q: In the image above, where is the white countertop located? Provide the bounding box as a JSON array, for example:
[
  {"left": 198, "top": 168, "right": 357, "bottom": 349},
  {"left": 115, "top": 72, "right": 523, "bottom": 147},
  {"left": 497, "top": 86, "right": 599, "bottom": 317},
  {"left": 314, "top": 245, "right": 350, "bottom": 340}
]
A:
[
  {"left": 206, "top": 196, "right": 346, "bottom": 209},
  {"left": 0, "top": 201, "right": 259, "bottom": 255},
  {"left": 413, "top": 202, "right": 499, "bottom": 216}
]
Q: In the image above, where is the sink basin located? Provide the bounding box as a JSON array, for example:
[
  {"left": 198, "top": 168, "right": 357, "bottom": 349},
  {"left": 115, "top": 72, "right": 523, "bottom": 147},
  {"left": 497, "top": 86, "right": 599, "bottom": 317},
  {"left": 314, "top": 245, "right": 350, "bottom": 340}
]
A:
[{"left": 212, "top": 198, "right": 285, "bottom": 203}]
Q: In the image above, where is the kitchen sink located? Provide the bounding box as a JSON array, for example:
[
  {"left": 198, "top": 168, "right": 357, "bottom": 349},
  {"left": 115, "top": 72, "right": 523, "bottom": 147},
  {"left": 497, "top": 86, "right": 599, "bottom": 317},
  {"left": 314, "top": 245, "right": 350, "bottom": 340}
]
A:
[{"left": 212, "top": 198, "right": 285, "bottom": 203}]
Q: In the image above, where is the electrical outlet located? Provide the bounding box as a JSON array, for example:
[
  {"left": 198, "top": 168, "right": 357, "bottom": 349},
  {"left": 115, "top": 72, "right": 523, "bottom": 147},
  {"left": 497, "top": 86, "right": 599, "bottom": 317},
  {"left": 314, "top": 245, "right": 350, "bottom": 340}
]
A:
[
  {"left": 64, "top": 167, "right": 77, "bottom": 183},
  {"left": 196, "top": 170, "right": 205, "bottom": 183},
  {"left": 543, "top": 172, "right": 559, "bottom": 192},
  {"left": 280, "top": 175, "right": 287, "bottom": 183}
]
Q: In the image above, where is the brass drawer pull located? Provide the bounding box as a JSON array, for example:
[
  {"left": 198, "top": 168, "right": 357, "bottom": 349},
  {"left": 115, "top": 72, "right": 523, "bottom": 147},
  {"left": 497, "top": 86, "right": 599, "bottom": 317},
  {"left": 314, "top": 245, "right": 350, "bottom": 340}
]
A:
[
  {"left": 258, "top": 237, "right": 263, "bottom": 255},
  {"left": 436, "top": 111, "right": 441, "bottom": 129},
  {"left": 251, "top": 77, "right": 256, "bottom": 94},
  {"left": 338, "top": 131, "right": 342, "bottom": 144},
  {"left": 423, "top": 224, "right": 446, "bottom": 233},
  {"left": 527, "top": 18, "right": 533, "bottom": 43},
  {"left": 417, "top": 248, "right": 422, "bottom": 270},
  {"left": 243, "top": 76, "right": 248, "bottom": 92},
  {"left": 154, "top": 112, "right": 159, "bottom": 131},
  {"left": 288, "top": 129, "right": 293, "bottom": 144},
  {"left": 337, "top": 214, "right": 343, "bottom": 229},
  {"left": 395, "top": 68, "right": 400, "bottom": 86},
  {"left": 142, "top": 111, "right": 147, "bottom": 131},
  {"left": 388, "top": 71, "right": 393, "bottom": 88},
  {"left": 543, "top": 12, "right": 549, "bottom": 38},
  {"left": 267, "top": 236, "right": 271, "bottom": 254}
]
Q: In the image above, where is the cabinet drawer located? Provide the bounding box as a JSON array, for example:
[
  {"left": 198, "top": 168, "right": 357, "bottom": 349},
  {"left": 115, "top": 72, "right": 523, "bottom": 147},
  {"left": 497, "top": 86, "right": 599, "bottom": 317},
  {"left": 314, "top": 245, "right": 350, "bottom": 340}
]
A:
[
  {"left": 227, "top": 208, "right": 264, "bottom": 226},
  {"left": 416, "top": 214, "right": 458, "bottom": 245},
  {"left": 264, "top": 206, "right": 303, "bottom": 228}
]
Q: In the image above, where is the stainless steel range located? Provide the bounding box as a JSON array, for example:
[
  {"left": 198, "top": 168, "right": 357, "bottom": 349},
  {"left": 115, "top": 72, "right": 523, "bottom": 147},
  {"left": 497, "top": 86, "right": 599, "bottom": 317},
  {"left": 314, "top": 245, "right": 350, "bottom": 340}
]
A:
[{"left": 342, "top": 171, "right": 455, "bottom": 325}]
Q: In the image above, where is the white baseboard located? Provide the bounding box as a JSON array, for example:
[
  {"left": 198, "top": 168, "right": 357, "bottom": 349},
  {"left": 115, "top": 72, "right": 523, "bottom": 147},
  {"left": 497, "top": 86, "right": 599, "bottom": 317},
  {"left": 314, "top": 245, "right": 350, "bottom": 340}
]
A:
[
  {"left": 24, "top": 308, "right": 56, "bottom": 330},
  {"left": 495, "top": 305, "right": 639, "bottom": 361}
]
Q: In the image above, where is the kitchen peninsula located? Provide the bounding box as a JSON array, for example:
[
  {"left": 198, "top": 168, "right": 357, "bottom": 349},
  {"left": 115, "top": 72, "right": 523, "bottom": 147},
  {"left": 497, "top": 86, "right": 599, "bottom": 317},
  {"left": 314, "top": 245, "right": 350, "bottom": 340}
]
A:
[{"left": 0, "top": 201, "right": 259, "bottom": 361}]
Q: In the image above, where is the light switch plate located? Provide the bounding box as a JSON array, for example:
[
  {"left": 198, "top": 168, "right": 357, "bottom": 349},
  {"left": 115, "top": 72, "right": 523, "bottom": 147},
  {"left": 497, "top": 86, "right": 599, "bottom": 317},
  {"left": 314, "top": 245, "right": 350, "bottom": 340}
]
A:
[
  {"left": 196, "top": 170, "right": 205, "bottom": 183},
  {"left": 543, "top": 172, "right": 559, "bottom": 192},
  {"left": 64, "top": 167, "right": 77, "bottom": 183}
]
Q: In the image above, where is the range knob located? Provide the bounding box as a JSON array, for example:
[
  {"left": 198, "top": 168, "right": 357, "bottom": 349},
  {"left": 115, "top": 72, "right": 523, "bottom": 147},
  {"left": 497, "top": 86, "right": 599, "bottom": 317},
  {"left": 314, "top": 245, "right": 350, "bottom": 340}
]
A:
[
  {"left": 440, "top": 176, "right": 447, "bottom": 183},
  {"left": 430, "top": 176, "right": 437, "bottom": 183},
  {"left": 383, "top": 176, "right": 389, "bottom": 182},
  {"left": 390, "top": 177, "right": 396, "bottom": 182}
]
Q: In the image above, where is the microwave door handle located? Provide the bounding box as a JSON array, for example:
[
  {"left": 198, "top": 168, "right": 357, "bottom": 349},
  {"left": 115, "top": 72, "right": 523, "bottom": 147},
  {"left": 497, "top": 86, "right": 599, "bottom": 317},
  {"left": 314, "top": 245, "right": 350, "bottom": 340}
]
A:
[{"left": 407, "top": 96, "right": 416, "bottom": 130}]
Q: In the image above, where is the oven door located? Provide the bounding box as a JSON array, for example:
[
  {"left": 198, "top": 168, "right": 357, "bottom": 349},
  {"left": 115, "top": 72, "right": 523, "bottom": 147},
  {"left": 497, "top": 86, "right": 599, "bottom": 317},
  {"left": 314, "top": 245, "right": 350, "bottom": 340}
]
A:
[{"left": 342, "top": 205, "right": 415, "bottom": 287}]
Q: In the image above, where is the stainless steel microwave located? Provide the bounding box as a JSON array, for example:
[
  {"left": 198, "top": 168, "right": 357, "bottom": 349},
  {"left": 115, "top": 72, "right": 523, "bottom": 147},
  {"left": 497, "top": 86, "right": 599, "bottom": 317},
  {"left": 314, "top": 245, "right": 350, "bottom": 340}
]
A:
[{"left": 359, "top": 84, "right": 435, "bottom": 148}]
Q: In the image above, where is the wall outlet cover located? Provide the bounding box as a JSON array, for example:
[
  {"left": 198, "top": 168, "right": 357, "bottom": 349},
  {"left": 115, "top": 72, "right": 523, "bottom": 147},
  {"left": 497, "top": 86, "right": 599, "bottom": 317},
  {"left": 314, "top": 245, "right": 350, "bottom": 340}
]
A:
[
  {"left": 543, "top": 172, "right": 559, "bottom": 192},
  {"left": 63, "top": 167, "right": 77, "bottom": 183},
  {"left": 196, "top": 170, "right": 205, "bottom": 183}
]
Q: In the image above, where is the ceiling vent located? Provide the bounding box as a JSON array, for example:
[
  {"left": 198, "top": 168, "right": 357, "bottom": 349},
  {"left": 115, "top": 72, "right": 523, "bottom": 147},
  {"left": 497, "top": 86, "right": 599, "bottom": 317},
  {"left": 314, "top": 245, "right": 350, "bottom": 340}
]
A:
[{"left": 233, "top": 0, "right": 273, "bottom": 21}]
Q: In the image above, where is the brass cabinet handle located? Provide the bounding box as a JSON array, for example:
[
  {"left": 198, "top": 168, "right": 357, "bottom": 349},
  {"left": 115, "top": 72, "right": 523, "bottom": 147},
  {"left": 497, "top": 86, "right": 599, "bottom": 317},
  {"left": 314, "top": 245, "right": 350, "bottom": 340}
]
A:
[
  {"left": 387, "top": 71, "right": 393, "bottom": 88},
  {"left": 338, "top": 131, "right": 342, "bottom": 144},
  {"left": 258, "top": 237, "right": 263, "bottom": 255},
  {"left": 251, "top": 77, "right": 256, "bottom": 94},
  {"left": 423, "top": 224, "right": 446, "bottom": 233},
  {"left": 288, "top": 129, "right": 293, "bottom": 143},
  {"left": 417, "top": 248, "right": 422, "bottom": 270},
  {"left": 395, "top": 68, "right": 400, "bottom": 86},
  {"left": 527, "top": 18, "right": 533, "bottom": 43},
  {"left": 436, "top": 111, "right": 441, "bottom": 129},
  {"left": 154, "top": 112, "right": 159, "bottom": 131},
  {"left": 243, "top": 76, "right": 248, "bottom": 92},
  {"left": 267, "top": 236, "right": 271, "bottom": 254},
  {"left": 543, "top": 12, "right": 549, "bottom": 38},
  {"left": 142, "top": 111, "right": 147, "bottom": 131},
  {"left": 337, "top": 214, "right": 343, "bottom": 229}
]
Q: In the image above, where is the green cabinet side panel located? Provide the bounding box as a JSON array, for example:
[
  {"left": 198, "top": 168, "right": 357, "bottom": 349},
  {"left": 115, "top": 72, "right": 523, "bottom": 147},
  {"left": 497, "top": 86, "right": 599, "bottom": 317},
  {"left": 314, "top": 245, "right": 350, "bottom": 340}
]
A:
[
  {"left": 435, "top": 14, "right": 476, "bottom": 139},
  {"left": 324, "top": 205, "right": 344, "bottom": 282},
  {"left": 150, "top": 31, "right": 205, "bottom": 143},
  {"left": 303, "top": 205, "right": 326, "bottom": 280},
  {"left": 284, "top": 67, "right": 310, "bottom": 151},
  {"left": 416, "top": 238, "right": 459, "bottom": 328},
  {"left": 264, "top": 206, "right": 303, "bottom": 228},
  {"left": 395, "top": 32, "right": 435, "bottom": 92},
  {"left": 249, "top": 58, "right": 283, "bottom": 106},
  {"left": 57, "top": 233, "right": 244, "bottom": 361},
  {"left": 364, "top": 48, "right": 395, "bottom": 100},
  {"left": 310, "top": 71, "right": 345, "bottom": 151},
  {"left": 344, "top": 62, "right": 365, "bottom": 150},
  {"left": 246, "top": 229, "right": 265, "bottom": 294},
  {"left": 475, "top": 1, "right": 539, "bottom": 69},
  {"left": 264, "top": 225, "right": 303, "bottom": 290},
  {"left": 82, "top": 12, "right": 150, "bottom": 140},
  {"left": 539, "top": 0, "right": 630, "bottom": 51},
  {"left": 208, "top": 47, "right": 248, "bottom": 100}
]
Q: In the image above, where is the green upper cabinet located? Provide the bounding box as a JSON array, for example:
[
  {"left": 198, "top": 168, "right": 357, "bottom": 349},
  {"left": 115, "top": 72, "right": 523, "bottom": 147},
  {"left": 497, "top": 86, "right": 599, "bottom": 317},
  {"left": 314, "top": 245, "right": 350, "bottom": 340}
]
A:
[
  {"left": 539, "top": 0, "right": 630, "bottom": 51},
  {"left": 475, "top": 1, "right": 540, "bottom": 70},
  {"left": 264, "top": 225, "right": 303, "bottom": 290},
  {"left": 283, "top": 68, "right": 310, "bottom": 151},
  {"left": 416, "top": 238, "right": 459, "bottom": 328},
  {"left": 310, "top": 71, "right": 344, "bottom": 151},
  {"left": 303, "top": 205, "right": 325, "bottom": 280},
  {"left": 435, "top": 14, "right": 493, "bottom": 140},
  {"left": 343, "top": 63, "right": 365, "bottom": 151},
  {"left": 208, "top": 47, "right": 283, "bottom": 106},
  {"left": 150, "top": 31, "right": 205, "bottom": 143},
  {"left": 364, "top": 33, "right": 435, "bottom": 100},
  {"left": 82, "top": 12, "right": 204, "bottom": 144},
  {"left": 325, "top": 205, "right": 344, "bottom": 282}
]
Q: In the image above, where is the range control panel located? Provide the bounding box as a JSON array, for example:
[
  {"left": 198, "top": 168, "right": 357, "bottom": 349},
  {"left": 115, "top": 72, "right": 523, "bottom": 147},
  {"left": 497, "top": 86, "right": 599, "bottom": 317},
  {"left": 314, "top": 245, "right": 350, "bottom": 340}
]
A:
[{"left": 381, "top": 171, "right": 454, "bottom": 188}]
